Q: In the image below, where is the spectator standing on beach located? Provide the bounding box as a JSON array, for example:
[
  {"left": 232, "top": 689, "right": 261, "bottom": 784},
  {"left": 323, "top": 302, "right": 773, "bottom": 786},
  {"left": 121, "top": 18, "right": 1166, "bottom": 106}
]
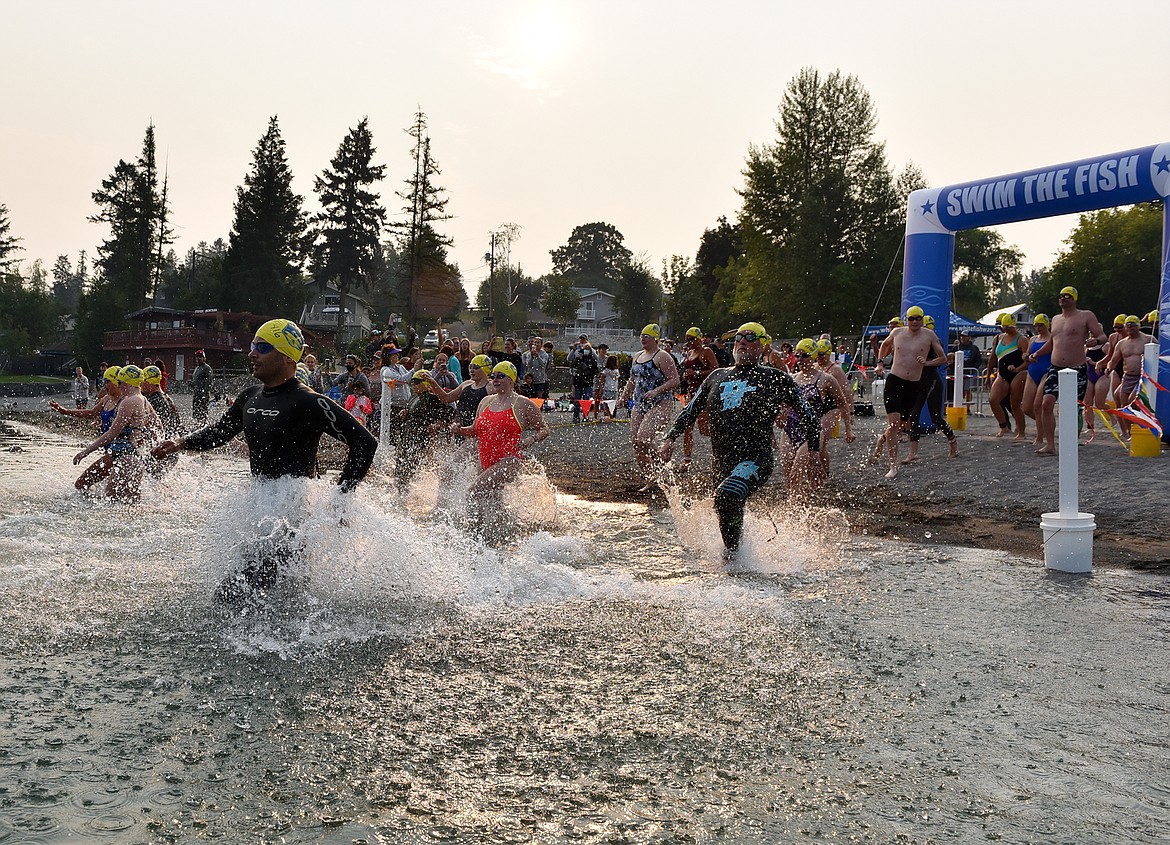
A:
[
  {"left": 877, "top": 306, "right": 948, "bottom": 479},
  {"left": 1031, "top": 286, "right": 1108, "bottom": 456},
  {"left": 72, "top": 367, "right": 90, "bottom": 408},
  {"left": 332, "top": 354, "right": 371, "bottom": 400},
  {"left": 521, "top": 337, "right": 551, "bottom": 400},
  {"left": 191, "top": 349, "right": 213, "bottom": 426},
  {"left": 380, "top": 345, "right": 416, "bottom": 448},
  {"left": 566, "top": 335, "right": 600, "bottom": 421}
]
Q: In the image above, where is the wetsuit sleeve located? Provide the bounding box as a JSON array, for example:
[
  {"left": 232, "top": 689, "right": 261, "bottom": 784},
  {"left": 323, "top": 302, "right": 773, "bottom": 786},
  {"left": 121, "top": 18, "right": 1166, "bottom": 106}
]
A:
[
  {"left": 665, "top": 373, "right": 714, "bottom": 440},
  {"left": 313, "top": 394, "right": 379, "bottom": 492},
  {"left": 182, "top": 389, "right": 247, "bottom": 451}
]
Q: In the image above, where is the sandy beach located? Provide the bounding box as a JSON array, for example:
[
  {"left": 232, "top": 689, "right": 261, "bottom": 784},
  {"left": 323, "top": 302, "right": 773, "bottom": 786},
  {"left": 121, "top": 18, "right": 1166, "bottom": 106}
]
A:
[{"left": 7, "top": 396, "right": 1168, "bottom": 569}]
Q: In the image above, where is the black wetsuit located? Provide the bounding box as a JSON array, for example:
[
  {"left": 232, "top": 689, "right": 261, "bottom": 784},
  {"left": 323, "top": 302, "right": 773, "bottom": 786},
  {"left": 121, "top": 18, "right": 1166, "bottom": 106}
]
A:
[
  {"left": 665, "top": 363, "right": 819, "bottom": 552},
  {"left": 183, "top": 378, "right": 379, "bottom": 597},
  {"left": 144, "top": 391, "right": 185, "bottom": 477},
  {"left": 184, "top": 378, "right": 378, "bottom": 490}
]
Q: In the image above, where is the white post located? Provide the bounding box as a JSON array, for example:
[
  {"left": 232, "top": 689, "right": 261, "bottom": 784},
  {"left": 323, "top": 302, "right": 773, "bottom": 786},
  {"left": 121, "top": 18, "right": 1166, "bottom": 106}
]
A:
[
  {"left": 1040, "top": 367, "right": 1095, "bottom": 573},
  {"left": 1145, "top": 341, "right": 1158, "bottom": 392},
  {"left": 952, "top": 349, "right": 965, "bottom": 408}
]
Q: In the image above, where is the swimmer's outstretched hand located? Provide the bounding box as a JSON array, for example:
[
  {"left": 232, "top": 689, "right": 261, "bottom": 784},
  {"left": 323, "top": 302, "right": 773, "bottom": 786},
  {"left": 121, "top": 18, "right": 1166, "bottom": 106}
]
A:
[
  {"left": 151, "top": 438, "right": 183, "bottom": 458},
  {"left": 658, "top": 439, "right": 674, "bottom": 463}
]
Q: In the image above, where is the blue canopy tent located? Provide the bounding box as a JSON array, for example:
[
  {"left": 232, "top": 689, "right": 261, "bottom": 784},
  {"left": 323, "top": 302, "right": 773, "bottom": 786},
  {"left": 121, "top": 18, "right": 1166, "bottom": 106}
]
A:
[{"left": 862, "top": 310, "right": 999, "bottom": 339}]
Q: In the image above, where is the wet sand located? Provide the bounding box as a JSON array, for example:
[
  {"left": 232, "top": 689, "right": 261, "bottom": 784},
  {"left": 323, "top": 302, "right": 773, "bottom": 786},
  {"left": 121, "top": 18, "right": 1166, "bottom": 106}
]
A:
[{"left": 10, "top": 398, "right": 1169, "bottom": 569}]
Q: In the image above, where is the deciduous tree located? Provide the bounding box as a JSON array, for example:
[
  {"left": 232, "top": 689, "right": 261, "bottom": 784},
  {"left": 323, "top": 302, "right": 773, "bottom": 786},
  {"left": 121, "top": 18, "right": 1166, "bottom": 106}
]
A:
[
  {"left": 549, "top": 223, "right": 632, "bottom": 293},
  {"left": 540, "top": 275, "right": 581, "bottom": 328},
  {"left": 1038, "top": 202, "right": 1161, "bottom": 317}
]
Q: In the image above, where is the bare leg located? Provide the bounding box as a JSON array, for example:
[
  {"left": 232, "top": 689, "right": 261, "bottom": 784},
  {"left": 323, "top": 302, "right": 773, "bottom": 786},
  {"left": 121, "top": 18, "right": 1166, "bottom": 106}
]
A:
[{"left": 885, "top": 413, "right": 901, "bottom": 479}]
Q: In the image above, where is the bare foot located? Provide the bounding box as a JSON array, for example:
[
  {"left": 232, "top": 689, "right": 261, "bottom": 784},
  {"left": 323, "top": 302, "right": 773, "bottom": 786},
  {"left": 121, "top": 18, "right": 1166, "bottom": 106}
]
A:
[
  {"left": 1085, "top": 430, "right": 1097, "bottom": 443},
  {"left": 884, "top": 466, "right": 899, "bottom": 479},
  {"left": 1035, "top": 447, "right": 1056, "bottom": 456},
  {"left": 900, "top": 455, "right": 919, "bottom": 465},
  {"left": 949, "top": 438, "right": 959, "bottom": 458},
  {"left": 1012, "top": 434, "right": 1027, "bottom": 443},
  {"left": 995, "top": 429, "right": 1007, "bottom": 438}
]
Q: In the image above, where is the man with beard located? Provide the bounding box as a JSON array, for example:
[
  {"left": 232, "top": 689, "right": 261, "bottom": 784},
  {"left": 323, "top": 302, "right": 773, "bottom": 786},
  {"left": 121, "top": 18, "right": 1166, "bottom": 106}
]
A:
[{"left": 659, "top": 321, "right": 819, "bottom": 559}]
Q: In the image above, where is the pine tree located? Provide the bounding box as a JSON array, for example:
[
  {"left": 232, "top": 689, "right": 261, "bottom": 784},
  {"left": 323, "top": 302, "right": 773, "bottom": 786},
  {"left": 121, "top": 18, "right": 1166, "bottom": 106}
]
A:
[
  {"left": 390, "top": 110, "right": 457, "bottom": 323},
  {"left": 309, "top": 118, "right": 387, "bottom": 335},
  {"left": 223, "top": 116, "right": 307, "bottom": 316},
  {"left": 88, "top": 123, "right": 172, "bottom": 311},
  {"left": 0, "top": 203, "right": 22, "bottom": 271}
]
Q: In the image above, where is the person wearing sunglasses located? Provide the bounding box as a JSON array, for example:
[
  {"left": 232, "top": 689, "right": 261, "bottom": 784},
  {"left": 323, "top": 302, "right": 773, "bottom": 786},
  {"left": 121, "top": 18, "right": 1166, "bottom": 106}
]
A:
[
  {"left": 876, "top": 306, "right": 949, "bottom": 479},
  {"left": 151, "top": 319, "right": 379, "bottom": 600},
  {"left": 660, "top": 321, "right": 819, "bottom": 560},
  {"left": 1030, "top": 286, "right": 1108, "bottom": 456}
]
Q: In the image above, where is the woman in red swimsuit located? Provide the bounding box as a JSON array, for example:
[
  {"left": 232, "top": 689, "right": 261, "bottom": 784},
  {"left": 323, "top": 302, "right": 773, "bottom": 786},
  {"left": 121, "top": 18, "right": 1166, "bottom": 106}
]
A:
[{"left": 455, "top": 361, "right": 550, "bottom": 536}]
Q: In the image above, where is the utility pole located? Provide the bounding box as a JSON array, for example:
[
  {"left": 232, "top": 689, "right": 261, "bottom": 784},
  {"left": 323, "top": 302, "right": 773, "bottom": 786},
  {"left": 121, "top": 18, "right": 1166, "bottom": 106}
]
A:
[{"left": 484, "top": 233, "right": 497, "bottom": 332}]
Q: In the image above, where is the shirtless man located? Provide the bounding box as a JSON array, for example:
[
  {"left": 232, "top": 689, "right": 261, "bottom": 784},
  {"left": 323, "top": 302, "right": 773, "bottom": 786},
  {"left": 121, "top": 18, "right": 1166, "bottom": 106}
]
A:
[
  {"left": 877, "top": 306, "right": 947, "bottom": 479},
  {"left": 1099, "top": 315, "right": 1153, "bottom": 435},
  {"left": 1032, "top": 286, "right": 1108, "bottom": 455}
]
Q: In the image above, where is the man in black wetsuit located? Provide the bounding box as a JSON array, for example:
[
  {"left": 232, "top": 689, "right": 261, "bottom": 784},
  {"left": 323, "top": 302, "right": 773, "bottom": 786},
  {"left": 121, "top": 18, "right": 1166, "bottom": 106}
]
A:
[
  {"left": 152, "top": 318, "right": 379, "bottom": 599},
  {"left": 659, "top": 321, "right": 820, "bottom": 559}
]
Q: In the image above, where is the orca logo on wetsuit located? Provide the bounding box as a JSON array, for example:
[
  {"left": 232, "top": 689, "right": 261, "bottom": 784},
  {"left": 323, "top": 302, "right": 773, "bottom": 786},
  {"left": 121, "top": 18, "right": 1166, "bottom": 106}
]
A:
[
  {"left": 247, "top": 408, "right": 280, "bottom": 417},
  {"left": 315, "top": 396, "right": 347, "bottom": 439}
]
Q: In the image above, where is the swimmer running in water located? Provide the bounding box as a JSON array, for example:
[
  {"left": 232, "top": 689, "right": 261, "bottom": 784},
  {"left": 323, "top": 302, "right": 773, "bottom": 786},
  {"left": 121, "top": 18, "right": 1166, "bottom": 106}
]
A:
[
  {"left": 51, "top": 365, "right": 125, "bottom": 493},
  {"left": 455, "top": 360, "right": 549, "bottom": 540},
  {"left": 660, "top": 321, "right": 820, "bottom": 560},
  {"left": 152, "top": 319, "right": 378, "bottom": 600},
  {"left": 72, "top": 365, "right": 161, "bottom": 502}
]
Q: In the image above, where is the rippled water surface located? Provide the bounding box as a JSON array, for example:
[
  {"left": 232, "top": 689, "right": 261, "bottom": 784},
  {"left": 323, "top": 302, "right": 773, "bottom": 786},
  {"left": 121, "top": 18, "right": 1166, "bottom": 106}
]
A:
[{"left": 0, "top": 420, "right": 1167, "bottom": 843}]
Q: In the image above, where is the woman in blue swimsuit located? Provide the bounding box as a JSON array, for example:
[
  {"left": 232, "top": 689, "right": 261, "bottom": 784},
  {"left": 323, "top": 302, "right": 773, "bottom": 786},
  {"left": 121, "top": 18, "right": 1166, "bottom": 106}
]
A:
[
  {"left": 50, "top": 365, "right": 125, "bottom": 492},
  {"left": 986, "top": 315, "right": 1028, "bottom": 439},
  {"left": 1020, "top": 314, "right": 1052, "bottom": 445},
  {"left": 619, "top": 325, "right": 680, "bottom": 491}
]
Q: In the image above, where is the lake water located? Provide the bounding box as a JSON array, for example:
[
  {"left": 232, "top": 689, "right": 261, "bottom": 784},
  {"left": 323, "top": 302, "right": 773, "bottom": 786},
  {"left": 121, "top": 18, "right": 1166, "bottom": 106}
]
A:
[{"left": 0, "top": 420, "right": 1166, "bottom": 844}]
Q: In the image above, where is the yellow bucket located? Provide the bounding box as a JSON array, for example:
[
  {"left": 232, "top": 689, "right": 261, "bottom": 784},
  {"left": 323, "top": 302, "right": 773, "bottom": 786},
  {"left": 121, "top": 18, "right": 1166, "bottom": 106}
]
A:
[
  {"left": 945, "top": 406, "right": 967, "bottom": 432},
  {"left": 1130, "top": 426, "right": 1161, "bottom": 458}
]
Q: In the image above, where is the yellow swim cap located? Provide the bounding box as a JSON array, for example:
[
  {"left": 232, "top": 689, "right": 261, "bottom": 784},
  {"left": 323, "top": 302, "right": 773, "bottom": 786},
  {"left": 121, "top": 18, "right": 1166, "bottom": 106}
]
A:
[
  {"left": 906, "top": 305, "right": 925, "bottom": 318},
  {"left": 816, "top": 338, "right": 833, "bottom": 356},
  {"left": 1125, "top": 315, "right": 1140, "bottom": 326},
  {"left": 1059, "top": 286, "right": 1078, "bottom": 301},
  {"left": 142, "top": 365, "right": 163, "bottom": 385},
  {"left": 736, "top": 321, "right": 767, "bottom": 339},
  {"left": 1113, "top": 313, "right": 1126, "bottom": 327},
  {"left": 470, "top": 354, "right": 493, "bottom": 373},
  {"left": 795, "top": 338, "right": 817, "bottom": 356},
  {"left": 641, "top": 324, "right": 661, "bottom": 339},
  {"left": 118, "top": 365, "right": 144, "bottom": 387},
  {"left": 686, "top": 326, "right": 703, "bottom": 339},
  {"left": 1145, "top": 310, "right": 1159, "bottom": 324},
  {"left": 103, "top": 366, "right": 122, "bottom": 383},
  {"left": 295, "top": 363, "right": 311, "bottom": 386},
  {"left": 888, "top": 316, "right": 903, "bottom": 327},
  {"left": 253, "top": 318, "right": 305, "bottom": 362},
  {"left": 923, "top": 315, "right": 936, "bottom": 329},
  {"left": 491, "top": 361, "right": 518, "bottom": 382},
  {"left": 1033, "top": 313, "right": 1049, "bottom": 327},
  {"left": 999, "top": 313, "right": 1016, "bottom": 327}
]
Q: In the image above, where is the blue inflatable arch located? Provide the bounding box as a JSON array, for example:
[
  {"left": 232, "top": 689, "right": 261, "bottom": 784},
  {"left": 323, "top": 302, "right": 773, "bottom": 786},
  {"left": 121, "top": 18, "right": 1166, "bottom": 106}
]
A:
[{"left": 903, "top": 143, "right": 1170, "bottom": 428}]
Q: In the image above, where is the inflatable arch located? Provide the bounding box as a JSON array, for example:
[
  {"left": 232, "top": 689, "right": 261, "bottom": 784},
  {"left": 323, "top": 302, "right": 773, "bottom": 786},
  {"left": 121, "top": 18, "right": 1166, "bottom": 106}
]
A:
[{"left": 903, "top": 143, "right": 1170, "bottom": 428}]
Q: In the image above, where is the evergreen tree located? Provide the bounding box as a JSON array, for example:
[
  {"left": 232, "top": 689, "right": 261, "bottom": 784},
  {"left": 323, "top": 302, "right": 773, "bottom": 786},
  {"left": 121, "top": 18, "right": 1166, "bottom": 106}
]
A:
[
  {"left": 309, "top": 118, "right": 387, "bottom": 334},
  {"left": 663, "top": 255, "right": 707, "bottom": 336},
  {"left": 738, "top": 68, "right": 908, "bottom": 336},
  {"left": 0, "top": 203, "right": 22, "bottom": 271},
  {"left": 87, "top": 123, "right": 172, "bottom": 311},
  {"left": 223, "top": 116, "right": 307, "bottom": 316},
  {"left": 952, "top": 229, "right": 1024, "bottom": 318},
  {"left": 390, "top": 110, "right": 458, "bottom": 323}
]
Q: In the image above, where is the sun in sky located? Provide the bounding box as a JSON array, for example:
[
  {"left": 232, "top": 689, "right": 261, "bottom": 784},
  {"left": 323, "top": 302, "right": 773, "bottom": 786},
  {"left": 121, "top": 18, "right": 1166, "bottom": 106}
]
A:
[{"left": 514, "top": 4, "right": 569, "bottom": 66}]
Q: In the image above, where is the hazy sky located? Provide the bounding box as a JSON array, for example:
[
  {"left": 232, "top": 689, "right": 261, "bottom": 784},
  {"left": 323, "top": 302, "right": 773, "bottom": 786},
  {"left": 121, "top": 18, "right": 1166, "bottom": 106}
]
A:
[{"left": 3, "top": 0, "right": 1167, "bottom": 308}]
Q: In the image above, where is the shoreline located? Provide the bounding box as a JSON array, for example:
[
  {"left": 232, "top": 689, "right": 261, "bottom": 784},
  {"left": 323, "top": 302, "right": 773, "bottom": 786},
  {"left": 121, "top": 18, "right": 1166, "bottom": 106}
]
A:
[{"left": 7, "top": 404, "right": 1168, "bottom": 570}]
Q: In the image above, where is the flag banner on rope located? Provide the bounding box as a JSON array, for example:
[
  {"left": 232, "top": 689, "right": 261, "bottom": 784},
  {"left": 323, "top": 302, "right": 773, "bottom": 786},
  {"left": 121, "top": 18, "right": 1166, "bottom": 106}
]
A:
[{"left": 1109, "top": 390, "right": 1163, "bottom": 438}]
